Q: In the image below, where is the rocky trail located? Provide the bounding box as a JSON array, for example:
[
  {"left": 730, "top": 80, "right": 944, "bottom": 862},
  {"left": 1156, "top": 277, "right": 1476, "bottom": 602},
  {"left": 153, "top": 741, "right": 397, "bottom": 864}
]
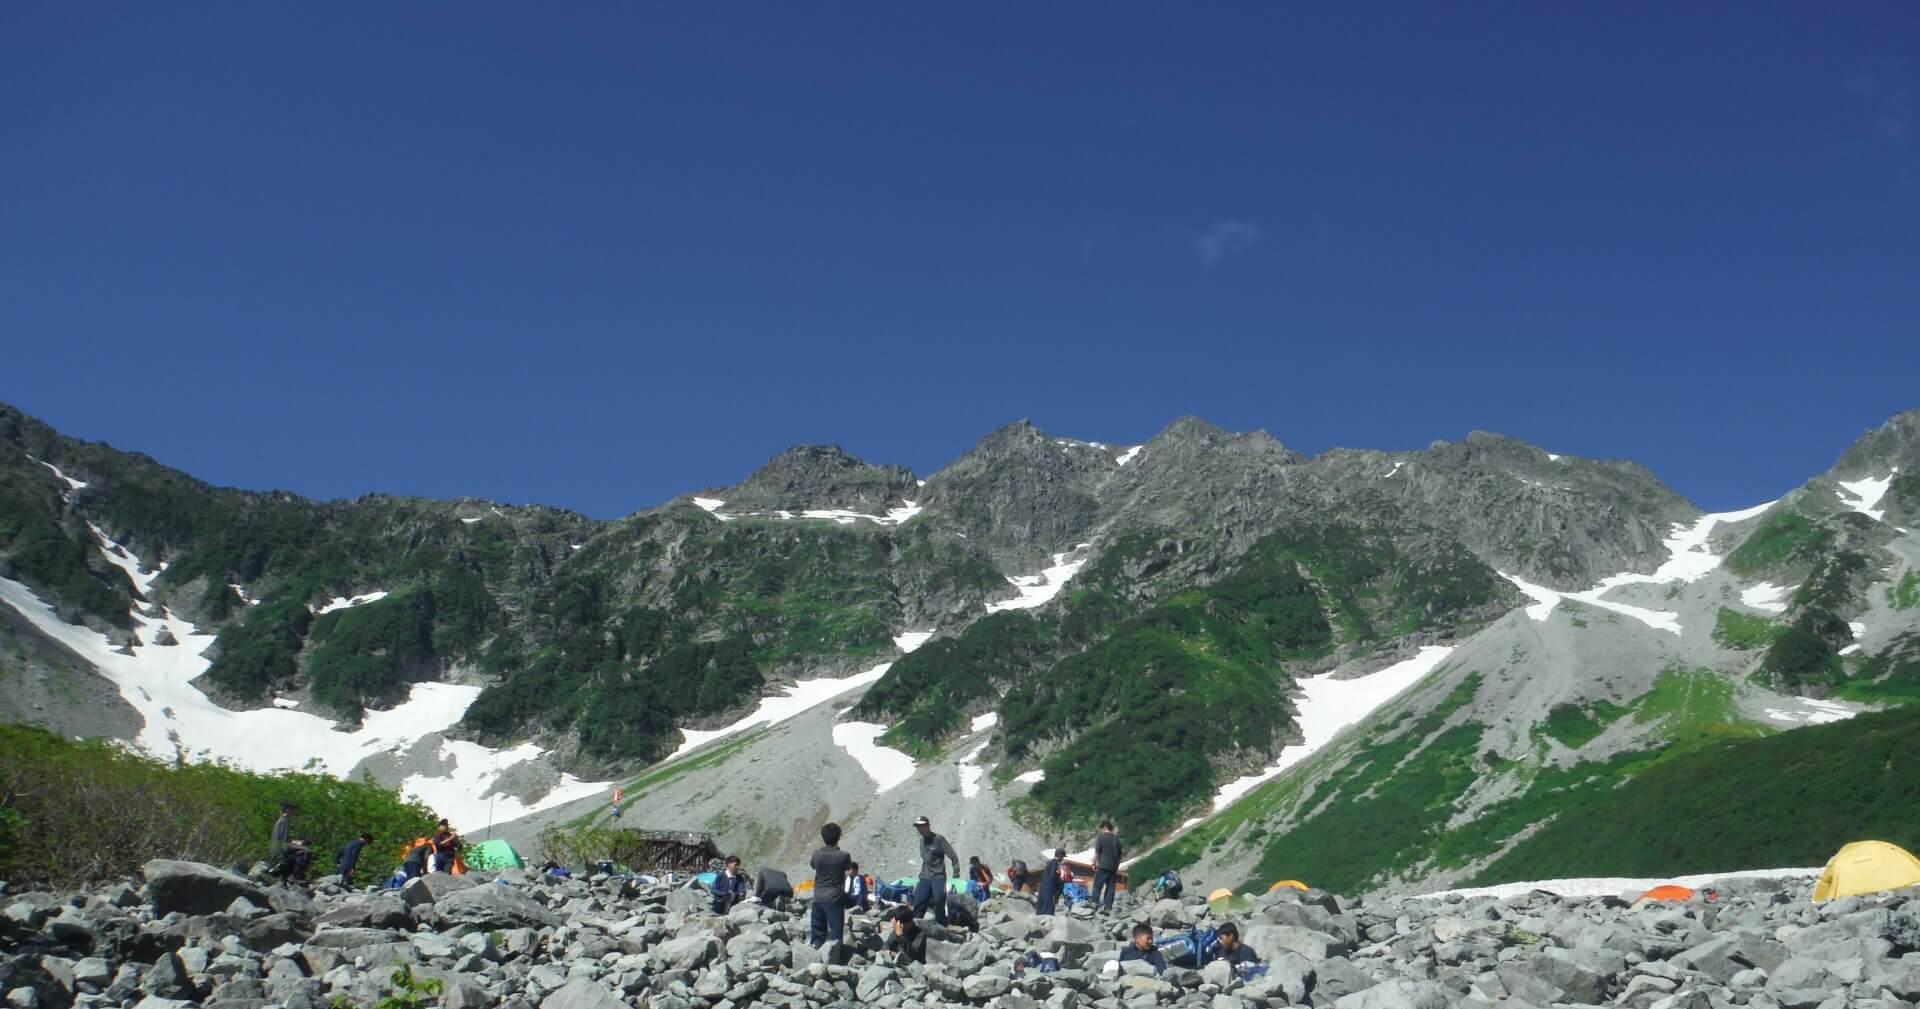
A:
[{"left": 4, "top": 860, "right": 1918, "bottom": 1009}]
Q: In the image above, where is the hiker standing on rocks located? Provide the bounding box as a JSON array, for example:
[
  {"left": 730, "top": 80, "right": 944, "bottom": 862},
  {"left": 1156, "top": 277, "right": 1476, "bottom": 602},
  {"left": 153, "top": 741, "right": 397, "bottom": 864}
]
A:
[
  {"left": 430, "top": 819, "right": 461, "bottom": 873},
  {"left": 808, "top": 822, "right": 852, "bottom": 946},
  {"left": 1092, "top": 819, "right": 1122, "bottom": 911},
  {"left": 967, "top": 855, "right": 994, "bottom": 893},
  {"left": 269, "top": 803, "right": 293, "bottom": 864},
  {"left": 909, "top": 815, "right": 961, "bottom": 926},
  {"left": 335, "top": 832, "right": 372, "bottom": 887}
]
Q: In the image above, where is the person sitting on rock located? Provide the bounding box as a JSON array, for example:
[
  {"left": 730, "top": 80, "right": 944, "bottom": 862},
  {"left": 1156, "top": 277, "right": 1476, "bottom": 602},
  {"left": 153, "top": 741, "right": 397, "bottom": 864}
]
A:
[
  {"left": 883, "top": 905, "right": 926, "bottom": 965},
  {"left": 1118, "top": 922, "right": 1167, "bottom": 974},
  {"left": 844, "top": 861, "right": 870, "bottom": 911},
  {"left": 1205, "top": 921, "right": 1259, "bottom": 966},
  {"left": 711, "top": 855, "right": 751, "bottom": 913}
]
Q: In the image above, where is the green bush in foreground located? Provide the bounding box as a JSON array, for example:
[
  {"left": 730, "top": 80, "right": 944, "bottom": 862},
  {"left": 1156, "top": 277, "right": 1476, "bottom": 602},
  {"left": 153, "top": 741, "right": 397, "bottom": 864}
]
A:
[{"left": 0, "top": 725, "right": 435, "bottom": 887}]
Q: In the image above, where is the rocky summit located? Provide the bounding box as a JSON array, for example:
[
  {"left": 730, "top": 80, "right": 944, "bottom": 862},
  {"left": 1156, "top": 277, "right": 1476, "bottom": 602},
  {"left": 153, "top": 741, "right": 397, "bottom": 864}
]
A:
[{"left": 4, "top": 862, "right": 1920, "bottom": 1009}]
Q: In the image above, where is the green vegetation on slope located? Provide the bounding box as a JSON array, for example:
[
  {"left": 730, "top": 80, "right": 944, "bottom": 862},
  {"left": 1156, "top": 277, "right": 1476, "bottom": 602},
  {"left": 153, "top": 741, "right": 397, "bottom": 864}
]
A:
[
  {"left": 1538, "top": 699, "right": 1630, "bottom": 749},
  {"left": 1888, "top": 571, "right": 1919, "bottom": 612},
  {"left": 1712, "top": 607, "right": 1786, "bottom": 651},
  {"left": 1833, "top": 634, "right": 1920, "bottom": 707},
  {"left": 0, "top": 724, "right": 435, "bottom": 887},
  {"left": 0, "top": 475, "right": 136, "bottom": 628},
  {"left": 1725, "top": 509, "right": 1830, "bottom": 578},
  {"left": 1479, "top": 705, "right": 1920, "bottom": 882}
]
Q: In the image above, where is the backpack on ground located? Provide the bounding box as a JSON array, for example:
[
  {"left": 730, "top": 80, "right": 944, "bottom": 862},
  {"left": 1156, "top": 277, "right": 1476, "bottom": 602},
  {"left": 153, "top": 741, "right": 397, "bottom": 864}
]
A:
[
  {"left": 947, "top": 890, "right": 980, "bottom": 928},
  {"left": 1159, "top": 926, "right": 1218, "bottom": 969}
]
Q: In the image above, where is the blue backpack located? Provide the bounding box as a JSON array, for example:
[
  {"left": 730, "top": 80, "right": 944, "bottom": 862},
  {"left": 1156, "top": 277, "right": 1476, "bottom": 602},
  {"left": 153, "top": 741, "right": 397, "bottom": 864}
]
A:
[
  {"left": 1156, "top": 870, "right": 1183, "bottom": 898},
  {"left": 1157, "top": 926, "right": 1218, "bottom": 969},
  {"left": 1061, "top": 881, "right": 1090, "bottom": 905}
]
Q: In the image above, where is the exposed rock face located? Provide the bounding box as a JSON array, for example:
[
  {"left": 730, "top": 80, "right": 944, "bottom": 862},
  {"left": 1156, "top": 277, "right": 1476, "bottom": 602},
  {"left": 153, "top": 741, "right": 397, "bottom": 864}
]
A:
[
  {"left": 917, "top": 420, "right": 1117, "bottom": 569},
  {"left": 6, "top": 860, "right": 1919, "bottom": 1009}
]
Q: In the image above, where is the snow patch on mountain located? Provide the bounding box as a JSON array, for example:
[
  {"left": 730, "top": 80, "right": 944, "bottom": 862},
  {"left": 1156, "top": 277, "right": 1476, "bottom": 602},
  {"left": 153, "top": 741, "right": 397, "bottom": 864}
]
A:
[
  {"left": 831, "top": 722, "right": 916, "bottom": 792},
  {"left": 970, "top": 712, "right": 999, "bottom": 733},
  {"left": 1014, "top": 769, "right": 1045, "bottom": 784},
  {"left": 1502, "top": 501, "right": 1777, "bottom": 634},
  {"left": 1837, "top": 470, "right": 1897, "bottom": 522},
  {"left": 1206, "top": 646, "right": 1455, "bottom": 815},
  {"left": 39, "top": 460, "right": 88, "bottom": 491},
  {"left": 1763, "top": 697, "right": 1858, "bottom": 726},
  {"left": 955, "top": 741, "right": 990, "bottom": 798},
  {"left": 985, "top": 548, "right": 1089, "bottom": 614},
  {"left": 1740, "top": 583, "right": 1792, "bottom": 614},
  {"left": 1116, "top": 445, "right": 1144, "bottom": 466},
  {"left": 313, "top": 591, "right": 390, "bottom": 615}
]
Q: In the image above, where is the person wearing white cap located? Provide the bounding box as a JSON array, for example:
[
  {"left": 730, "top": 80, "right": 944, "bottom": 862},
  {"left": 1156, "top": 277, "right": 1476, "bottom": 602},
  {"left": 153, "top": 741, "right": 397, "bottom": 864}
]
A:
[{"left": 910, "top": 815, "right": 961, "bottom": 926}]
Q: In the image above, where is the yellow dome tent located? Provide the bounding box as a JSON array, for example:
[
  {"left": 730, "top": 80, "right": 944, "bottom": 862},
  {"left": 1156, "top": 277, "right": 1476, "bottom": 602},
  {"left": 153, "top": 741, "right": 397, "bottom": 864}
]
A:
[
  {"left": 1268, "top": 879, "right": 1308, "bottom": 892},
  {"left": 1206, "top": 887, "right": 1234, "bottom": 902},
  {"left": 1813, "top": 840, "right": 1920, "bottom": 901}
]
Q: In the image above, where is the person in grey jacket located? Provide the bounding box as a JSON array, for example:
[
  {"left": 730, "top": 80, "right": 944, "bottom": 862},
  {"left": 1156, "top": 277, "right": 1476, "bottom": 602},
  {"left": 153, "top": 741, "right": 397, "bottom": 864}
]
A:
[
  {"left": 1092, "top": 820, "right": 1122, "bottom": 911},
  {"left": 909, "top": 815, "right": 961, "bottom": 926}
]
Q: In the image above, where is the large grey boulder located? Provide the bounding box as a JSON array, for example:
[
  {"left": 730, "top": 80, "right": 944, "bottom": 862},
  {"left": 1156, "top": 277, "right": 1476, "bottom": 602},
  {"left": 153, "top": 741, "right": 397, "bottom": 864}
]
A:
[
  {"left": 1331, "top": 980, "right": 1454, "bottom": 1009},
  {"left": 654, "top": 934, "right": 723, "bottom": 971},
  {"left": 537, "top": 982, "right": 625, "bottom": 1009},
  {"left": 435, "top": 884, "right": 561, "bottom": 930},
  {"left": 141, "top": 860, "right": 268, "bottom": 917}
]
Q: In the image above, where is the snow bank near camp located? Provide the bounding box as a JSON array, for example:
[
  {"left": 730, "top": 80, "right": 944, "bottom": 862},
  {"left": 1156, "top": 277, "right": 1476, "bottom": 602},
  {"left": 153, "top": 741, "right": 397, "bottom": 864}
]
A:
[{"left": 1420, "top": 866, "right": 1822, "bottom": 902}]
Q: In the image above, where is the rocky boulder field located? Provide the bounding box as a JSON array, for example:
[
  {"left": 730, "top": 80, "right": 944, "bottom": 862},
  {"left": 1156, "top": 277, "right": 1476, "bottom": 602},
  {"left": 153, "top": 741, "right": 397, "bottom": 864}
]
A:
[{"left": 3, "top": 861, "right": 1919, "bottom": 1009}]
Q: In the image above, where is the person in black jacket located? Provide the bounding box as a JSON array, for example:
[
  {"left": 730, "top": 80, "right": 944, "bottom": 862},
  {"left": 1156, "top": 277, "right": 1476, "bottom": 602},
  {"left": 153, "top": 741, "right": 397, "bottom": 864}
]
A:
[
  {"left": 909, "top": 816, "right": 960, "bottom": 926},
  {"left": 711, "top": 856, "right": 750, "bottom": 914},
  {"left": 1118, "top": 922, "right": 1166, "bottom": 974},
  {"left": 335, "top": 832, "right": 372, "bottom": 887},
  {"left": 809, "top": 822, "right": 853, "bottom": 945},
  {"left": 1092, "top": 820, "right": 1122, "bottom": 911},
  {"left": 1036, "top": 847, "right": 1066, "bottom": 915},
  {"left": 883, "top": 905, "right": 927, "bottom": 965},
  {"left": 402, "top": 839, "right": 433, "bottom": 880}
]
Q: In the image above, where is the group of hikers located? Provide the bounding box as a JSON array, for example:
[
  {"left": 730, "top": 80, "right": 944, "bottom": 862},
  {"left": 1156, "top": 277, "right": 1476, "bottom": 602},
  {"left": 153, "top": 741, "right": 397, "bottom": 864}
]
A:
[
  {"left": 264, "top": 803, "right": 464, "bottom": 889},
  {"left": 698, "top": 815, "right": 1232, "bottom": 971}
]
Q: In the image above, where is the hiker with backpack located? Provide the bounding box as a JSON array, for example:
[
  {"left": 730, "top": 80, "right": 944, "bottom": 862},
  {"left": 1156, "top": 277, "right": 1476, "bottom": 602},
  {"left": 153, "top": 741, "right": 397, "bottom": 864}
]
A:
[
  {"left": 1036, "top": 847, "right": 1067, "bottom": 915},
  {"left": 1006, "top": 858, "right": 1031, "bottom": 893},
  {"left": 335, "top": 832, "right": 372, "bottom": 887},
  {"left": 909, "top": 815, "right": 961, "bottom": 926},
  {"left": 809, "top": 822, "right": 852, "bottom": 945},
  {"left": 966, "top": 855, "right": 994, "bottom": 897},
  {"left": 1119, "top": 922, "right": 1167, "bottom": 974},
  {"left": 1155, "top": 869, "right": 1183, "bottom": 899},
  {"left": 711, "top": 855, "right": 750, "bottom": 914},
  {"left": 1092, "top": 820, "right": 1122, "bottom": 911}
]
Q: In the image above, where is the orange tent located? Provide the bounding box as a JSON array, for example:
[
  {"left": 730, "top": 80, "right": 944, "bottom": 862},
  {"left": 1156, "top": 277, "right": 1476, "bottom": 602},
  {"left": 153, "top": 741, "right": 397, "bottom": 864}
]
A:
[
  {"left": 1638, "top": 884, "right": 1694, "bottom": 902},
  {"left": 1268, "top": 879, "right": 1308, "bottom": 892}
]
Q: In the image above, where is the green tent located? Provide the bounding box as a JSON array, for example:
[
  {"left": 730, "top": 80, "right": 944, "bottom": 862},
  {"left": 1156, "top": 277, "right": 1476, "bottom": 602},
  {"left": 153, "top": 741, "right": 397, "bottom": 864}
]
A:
[{"left": 467, "top": 838, "right": 524, "bottom": 870}]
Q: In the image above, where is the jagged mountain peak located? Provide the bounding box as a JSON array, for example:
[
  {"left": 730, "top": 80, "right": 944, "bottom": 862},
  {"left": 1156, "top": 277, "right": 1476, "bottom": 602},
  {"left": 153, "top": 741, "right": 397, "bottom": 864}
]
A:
[
  {"left": 716, "top": 443, "right": 918, "bottom": 513},
  {"left": 1143, "top": 415, "right": 1300, "bottom": 463},
  {"left": 1831, "top": 406, "right": 1920, "bottom": 480}
]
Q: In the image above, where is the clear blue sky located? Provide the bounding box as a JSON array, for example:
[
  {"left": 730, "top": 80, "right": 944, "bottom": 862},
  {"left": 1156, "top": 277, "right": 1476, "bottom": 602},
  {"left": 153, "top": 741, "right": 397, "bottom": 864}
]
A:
[{"left": 5, "top": 4, "right": 1916, "bottom": 517}]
